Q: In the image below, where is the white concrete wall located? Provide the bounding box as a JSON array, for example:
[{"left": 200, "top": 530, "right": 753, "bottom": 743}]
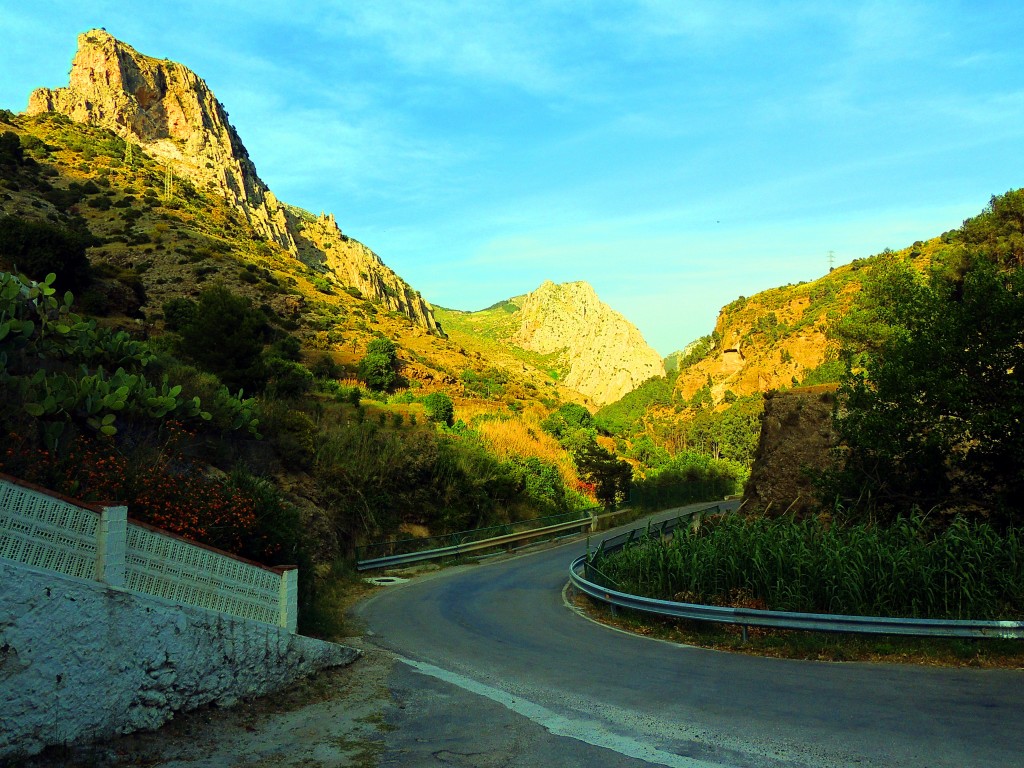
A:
[{"left": 0, "top": 559, "right": 358, "bottom": 760}]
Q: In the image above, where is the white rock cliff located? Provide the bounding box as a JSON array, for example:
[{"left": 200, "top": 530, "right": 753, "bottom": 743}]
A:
[
  {"left": 27, "top": 29, "right": 441, "bottom": 334},
  {"left": 512, "top": 280, "right": 665, "bottom": 406}
]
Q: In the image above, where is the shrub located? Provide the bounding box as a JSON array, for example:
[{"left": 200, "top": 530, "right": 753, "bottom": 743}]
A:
[
  {"left": 265, "top": 357, "right": 314, "bottom": 399},
  {"left": 0, "top": 215, "right": 93, "bottom": 291},
  {"left": 311, "top": 354, "right": 342, "bottom": 379},
  {"left": 630, "top": 451, "right": 746, "bottom": 510},
  {"left": 541, "top": 402, "right": 593, "bottom": 438},
  {"left": 0, "top": 131, "right": 24, "bottom": 167},
  {"left": 423, "top": 392, "right": 455, "bottom": 426},
  {"left": 357, "top": 337, "right": 399, "bottom": 392},
  {"left": 162, "top": 297, "right": 197, "bottom": 331},
  {"left": 178, "top": 285, "right": 269, "bottom": 393}
]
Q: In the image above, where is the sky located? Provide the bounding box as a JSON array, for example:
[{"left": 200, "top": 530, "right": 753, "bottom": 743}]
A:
[{"left": 2, "top": 1, "right": 1024, "bottom": 355}]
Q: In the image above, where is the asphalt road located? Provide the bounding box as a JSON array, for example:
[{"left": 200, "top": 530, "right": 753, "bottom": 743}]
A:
[{"left": 355, "top": 502, "right": 1024, "bottom": 767}]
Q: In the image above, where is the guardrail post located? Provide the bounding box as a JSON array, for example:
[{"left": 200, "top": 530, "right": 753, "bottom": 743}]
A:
[
  {"left": 95, "top": 505, "right": 127, "bottom": 587},
  {"left": 279, "top": 567, "right": 298, "bottom": 632}
]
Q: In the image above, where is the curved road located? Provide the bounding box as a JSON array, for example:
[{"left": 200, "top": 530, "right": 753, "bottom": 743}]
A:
[{"left": 356, "top": 503, "right": 1023, "bottom": 767}]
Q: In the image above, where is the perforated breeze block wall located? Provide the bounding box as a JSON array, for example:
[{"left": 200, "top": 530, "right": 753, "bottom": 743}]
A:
[{"left": 0, "top": 560, "right": 359, "bottom": 760}]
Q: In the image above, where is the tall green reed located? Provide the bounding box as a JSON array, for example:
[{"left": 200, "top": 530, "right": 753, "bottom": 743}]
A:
[{"left": 594, "top": 514, "right": 1024, "bottom": 620}]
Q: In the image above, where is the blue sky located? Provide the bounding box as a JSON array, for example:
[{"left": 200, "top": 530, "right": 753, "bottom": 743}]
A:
[{"left": 3, "top": 1, "right": 1024, "bottom": 355}]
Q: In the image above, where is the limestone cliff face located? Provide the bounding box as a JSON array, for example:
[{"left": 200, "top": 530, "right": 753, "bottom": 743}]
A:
[
  {"left": 670, "top": 245, "right": 941, "bottom": 406},
  {"left": 26, "top": 29, "right": 440, "bottom": 334},
  {"left": 290, "top": 209, "right": 442, "bottom": 334},
  {"left": 674, "top": 301, "right": 833, "bottom": 403},
  {"left": 27, "top": 30, "right": 294, "bottom": 250},
  {"left": 672, "top": 269, "right": 858, "bottom": 405},
  {"left": 512, "top": 281, "right": 665, "bottom": 406}
]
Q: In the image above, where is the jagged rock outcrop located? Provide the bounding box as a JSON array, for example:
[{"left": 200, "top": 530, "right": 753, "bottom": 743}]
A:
[
  {"left": 27, "top": 29, "right": 294, "bottom": 250},
  {"left": 289, "top": 209, "right": 442, "bottom": 333},
  {"left": 511, "top": 280, "right": 665, "bottom": 406},
  {"left": 26, "top": 29, "right": 440, "bottom": 334},
  {"left": 672, "top": 271, "right": 856, "bottom": 405},
  {"left": 743, "top": 385, "right": 839, "bottom": 518}
]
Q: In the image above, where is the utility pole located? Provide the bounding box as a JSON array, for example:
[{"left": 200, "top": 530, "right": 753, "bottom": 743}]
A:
[
  {"left": 828, "top": 250, "right": 835, "bottom": 271},
  {"left": 164, "top": 163, "right": 173, "bottom": 201}
]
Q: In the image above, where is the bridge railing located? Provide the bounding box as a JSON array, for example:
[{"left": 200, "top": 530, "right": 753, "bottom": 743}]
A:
[{"left": 0, "top": 473, "right": 297, "bottom": 631}]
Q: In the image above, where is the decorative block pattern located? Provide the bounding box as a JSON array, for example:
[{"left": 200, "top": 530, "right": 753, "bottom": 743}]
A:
[
  {"left": 0, "top": 480, "right": 99, "bottom": 580},
  {"left": 0, "top": 477, "right": 294, "bottom": 630},
  {"left": 124, "top": 523, "right": 282, "bottom": 626}
]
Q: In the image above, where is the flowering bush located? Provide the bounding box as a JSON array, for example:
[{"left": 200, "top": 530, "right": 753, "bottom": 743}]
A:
[{"left": 0, "top": 423, "right": 271, "bottom": 557}]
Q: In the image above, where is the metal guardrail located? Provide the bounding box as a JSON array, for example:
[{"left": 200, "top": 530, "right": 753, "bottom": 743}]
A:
[
  {"left": 357, "top": 509, "right": 596, "bottom": 562},
  {"left": 570, "top": 504, "right": 1024, "bottom": 640},
  {"left": 357, "top": 512, "right": 595, "bottom": 571}
]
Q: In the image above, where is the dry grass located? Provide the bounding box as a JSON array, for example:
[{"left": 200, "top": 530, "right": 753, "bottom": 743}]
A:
[{"left": 468, "top": 410, "right": 580, "bottom": 489}]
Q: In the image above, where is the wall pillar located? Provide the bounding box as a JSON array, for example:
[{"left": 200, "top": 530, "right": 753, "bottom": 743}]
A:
[
  {"left": 95, "top": 505, "right": 127, "bottom": 587},
  {"left": 279, "top": 567, "right": 298, "bottom": 632}
]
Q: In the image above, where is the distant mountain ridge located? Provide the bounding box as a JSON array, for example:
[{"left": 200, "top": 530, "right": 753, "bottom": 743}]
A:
[
  {"left": 27, "top": 29, "right": 441, "bottom": 334},
  {"left": 439, "top": 280, "right": 665, "bottom": 406}
]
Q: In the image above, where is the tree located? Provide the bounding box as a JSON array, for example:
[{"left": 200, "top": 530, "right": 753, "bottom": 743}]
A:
[
  {"left": 265, "top": 357, "right": 313, "bottom": 399},
  {"left": 626, "top": 435, "right": 669, "bottom": 468},
  {"left": 541, "top": 402, "right": 593, "bottom": 438},
  {"left": 574, "top": 439, "right": 632, "bottom": 510},
  {"left": 311, "top": 353, "right": 341, "bottom": 380},
  {"left": 0, "top": 131, "right": 23, "bottom": 167},
  {"left": 366, "top": 336, "right": 397, "bottom": 358},
  {"left": 358, "top": 353, "right": 397, "bottom": 391},
  {"left": 958, "top": 188, "right": 1024, "bottom": 268},
  {"left": 357, "top": 337, "right": 398, "bottom": 391},
  {"left": 685, "top": 394, "right": 763, "bottom": 464},
  {"left": 178, "top": 285, "right": 268, "bottom": 393},
  {"left": 826, "top": 253, "right": 1024, "bottom": 528},
  {"left": 0, "top": 215, "right": 93, "bottom": 292},
  {"left": 162, "top": 297, "right": 197, "bottom": 331},
  {"left": 422, "top": 392, "right": 454, "bottom": 426}
]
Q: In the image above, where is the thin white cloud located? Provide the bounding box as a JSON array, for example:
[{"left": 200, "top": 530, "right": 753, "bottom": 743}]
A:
[
  {"left": 318, "top": 1, "right": 577, "bottom": 95},
  {"left": 244, "top": 106, "right": 473, "bottom": 209},
  {"left": 5, "top": 0, "right": 1024, "bottom": 355},
  {"left": 617, "top": 0, "right": 781, "bottom": 42}
]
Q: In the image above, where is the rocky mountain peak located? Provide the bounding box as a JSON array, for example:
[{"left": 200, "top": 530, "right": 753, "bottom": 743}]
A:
[
  {"left": 512, "top": 280, "right": 665, "bottom": 405},
  {"left": 26, "top": 29, "right": 440, "bottom": 335},
  {"left": 27, "top": 30, "right": 293, "bottom": 249}
]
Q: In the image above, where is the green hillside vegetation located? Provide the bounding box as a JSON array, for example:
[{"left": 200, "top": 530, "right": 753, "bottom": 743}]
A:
[
  {"left": 0, "top": 113, "right": 596, "bottom": 636},
  {"left": 591, "top": 367, "right": 759, "bottom": 509},
  {"left": 663, "top": 335, "right": 714, "bottom": 373},
  {"left": 712, "top": 237, "right": 942, "bottom": 352},
  {"left": 594, "top": 373, "right": 680, "bottom": 435},
  {"left": 10, "top": 94, "right": 1020, "bottom": 631},
  {"left": 589, "top": 222, "right": 957, "bottom": 502},
  {"left": 598, "top": 189, "right": 1024, "bottom": 622},
  {"left": 435, "top": 301, "right": 571, "bottom": 382}
]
